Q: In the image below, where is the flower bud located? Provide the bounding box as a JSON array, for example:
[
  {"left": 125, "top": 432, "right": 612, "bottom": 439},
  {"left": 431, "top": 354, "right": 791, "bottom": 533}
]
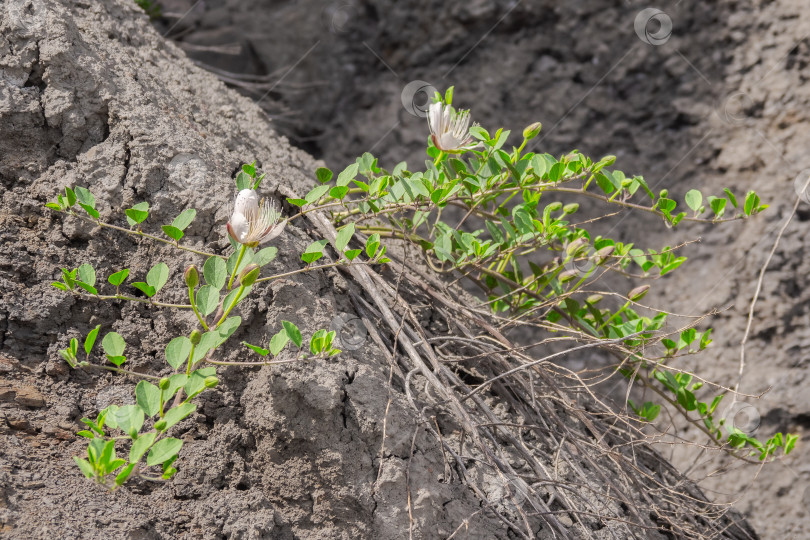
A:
[
  {"left": 190, "top": 329, "right": 202, "bottom": 346},
  {"left": 204, "top": 376, "right": 219, "bottom": 388},
  {"left": 159, "top": 377, "right": 170, "bottom": 390},
  {"left": 238, "top": 264, "right": 261, "bottom": 287},
  {"left": 628, "top": 285, "right": 651, "bottom": 302},
  {"left": 559, "top": 269, "right": 579, "bottom": 283},
  {"left": 522, "top": 122, "right": 542, "bottom": 140},
  {"left": 659, "top": 189, "right": 669, "bottom": 199},
  {"left": 154, "top": 419, "right": 167, "bottom": 431},
  {"left": 546, "top": 202, "right": 563, "bottom": 213},
  {"left": 593, "top": 245, "right": 615, "bottom": 265},
  {"left": 566, "top": 238, "right": 586, "bottom": 257},
  {"left": 184, "top": 265, "right": 199, "bottom": 288},
  {"left": 563, "top": 203, "right": 579, "bottom": 215},
  {"left": 586, "top": 294, "right": 603, "bottom": 305}
]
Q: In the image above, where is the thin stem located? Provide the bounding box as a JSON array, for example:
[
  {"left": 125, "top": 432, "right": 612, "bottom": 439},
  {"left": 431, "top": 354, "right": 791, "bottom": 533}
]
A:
[
  {"left": 186, "top": 343, "right": 196, "bottom": 376},
  {"left": 543, "top": 187, "right": 743, "bottom": 224},
  {"left": 205, "top": 357, "right": 306, "bottom": 366},
  {"left": 188, "top": 287, "right": 209, "bottom": 330},
  {"left": 71, "top": 291, "right": 192, "bottom": 309},
  {"left": 216, "top": 285, "right": 245, "bottom": 327},
  {"left": 253, "top": 260, "right": 367, "bottom": 284},
  {"left": 227, "top": 244, "right": 248, "bottom": 290},
  {"left": 78, "top": 362, "right": 161, "bottom": 380},
  {"left": 67, "top": 211, "right": 223, "bottom": 258}
]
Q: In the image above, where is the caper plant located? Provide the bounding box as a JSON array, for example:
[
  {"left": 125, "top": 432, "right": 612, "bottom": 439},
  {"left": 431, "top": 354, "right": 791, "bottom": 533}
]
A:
[
  {"left": 48, "top": 87, "right": 796, "bottom": 489},
  {"left": 275, "top": 87, "right": 796, "bottom": 461},
  {"left": 47, "top": 163, "right": 391, "bottom": 488}
]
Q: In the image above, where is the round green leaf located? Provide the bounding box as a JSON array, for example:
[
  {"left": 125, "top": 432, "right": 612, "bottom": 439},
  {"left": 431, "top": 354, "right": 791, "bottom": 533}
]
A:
[
  {"left": 146, "top": 262, "right": 169, "bottom": 293},
  {"left": 146, "top": 438, "right": 183, "bottom": 466},
  {"left": 203, "top": 256, "right": 227, "bottom": 290},
  {"left": 165, "top": 336, "right": 192, "bottom": 370},
  {"left": 102, "top": 331, "right": 126, "bottom": 357}
]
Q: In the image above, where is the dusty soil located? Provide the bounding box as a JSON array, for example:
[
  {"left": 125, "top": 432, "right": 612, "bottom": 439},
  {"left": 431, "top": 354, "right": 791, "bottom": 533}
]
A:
[
  {"left": 1, "top": 0, "right": 808, "bottom": 538},
  {"left": 158, "top": 0, "right": 810, "bottom": 538}
]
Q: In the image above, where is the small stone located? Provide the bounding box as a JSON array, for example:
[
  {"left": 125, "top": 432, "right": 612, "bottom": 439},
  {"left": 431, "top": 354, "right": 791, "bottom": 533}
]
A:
[
  {"left": 0, "top": 387, "right": 15, "bottom": 401},
  {"left": 558, "top": 514, "right": 573, "bottom": 528},
  {"left": 7, "top": 417, "right": 31, "bottom": 431},
  {"left": 15, "top": 386, "right": 46, "bottom": 408}
]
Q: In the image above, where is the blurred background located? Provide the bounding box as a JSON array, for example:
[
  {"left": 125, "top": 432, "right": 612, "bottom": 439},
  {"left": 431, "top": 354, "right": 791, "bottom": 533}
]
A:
[{"left": 149, "top": 0, "right": 810, "bottom": 536}]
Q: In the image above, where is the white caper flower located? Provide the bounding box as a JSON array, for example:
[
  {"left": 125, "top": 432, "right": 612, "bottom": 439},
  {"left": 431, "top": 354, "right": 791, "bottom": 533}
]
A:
[
  {"left": 226, "top": 189, "right": 286, "bottom": 247},
  {"left": 427, "top": 101, "right": 479, "bottom": 153}
]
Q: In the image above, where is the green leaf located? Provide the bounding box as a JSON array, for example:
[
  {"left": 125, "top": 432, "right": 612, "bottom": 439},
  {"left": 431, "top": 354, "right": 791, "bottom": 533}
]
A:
[
  {"left": 255, "top": 247, "right": 278, "bottom": 266},
  {"left": 61, "top": 267, "right": 77, "bottom": 289},
  {"left": 191, "top": 332, "right": 218, "bottom": 364},
  {"left": 269, "top": 330, "right": 289, "bottom": 356},
  {"left": 74, "top": 186, "right": 95, "bottom": 208},
  {"left": 102, "top": 332, "right": 126, "bottom": 357},
  {"left": 45, "top": 202, "right": 62, "bottom": 211},
  {"left": 165, "top": 374, "right": 188, "bottom": 401},
  {"left": 184, "top": 367, "right": 216, "bottom": 398},
  {"left": 235, "top": 171, "right": 252, "bottom": 190},
  {"left": 203, "top": 256, "right": 227, "bottom": 290},
  {"left": 114, "top": 405, "right": 145, "bottom": 439},
  {"left": 162, "top": 225, "right": 184, "bottom": 242},
  {"left": 345, "top": 249, "right": 362, "bottom": 261},
  {"left": 79, "top": 203, "right": 100, "bottom": 219},
  {"left": 709, "top": 196, "right": 727, "bottom": 218},
  {"left": 301, "top": 239, "right": 329, "bottom": 264},
  {"left": 305, "top": 185, "right": 330, "bottom": 204},
  {"left": 172, "top": 208, "right": 196, "bottom": 230},
  {"left": 131, "top": 282, "right": 156, "bottom": 297},
  {"left": 227, "top": 247, "right": 254, "bottom": 276},
  {"left": 84, "top": 324, "right": 101, "bottom": 355},
  {"left": 77, "top": 264, "right": 96, "bottom": 287},
  {"left": 335, "top": 223, "right": 355, "bottom": 252},
  {"left": 125, "top": 202, "right": 149, "bottom": 226},
  {"left": 444, "top": 86, "right": 454, "bottom": 105},
  {"left": 316, "top": 167, "right": 333, "bottom": 184},
  {"left": 115, "top": 463, "right": 136, "bottom": 486},
  {"left": 685, "top": 190, "right": 702, "bottom": 212},
  {"left": 135, "top": 381, "right": 161, "bottom": 417},
  {"left": 744, "top": 191, "right": 760, "bottom": 216},
  {"left": 214, "top": 316, "right": 241, "bottom": 348},
  {"left": 129, "top": 431, "right": 157, "bottom": 464},
  {"left": 287, "top": 198, "right": 307, "bottom": 207},
  {"left": 195, "top": 285, "right": 220, "bottom": 317},
  {"left": 107, "top": 355, "right": 126, "bottom": 367},
  {"left": 282, "top": 321, "right": 303, "bottom": 348},
  {"left": 146, "top": 438, "right": 183, "bottom": 467},
  {"left": 329, "top": 186, "right": 349, "bottom": 200},
  {"left": 222, "top": 286, "right": 250, "bottom": 315},
  {"left": 165, "top": 336, "right": 192, "bottom": 370},
  {"left": 243, "top": 342, "right": 270, "bottom": 356},
  {"left": 65, "top": 187, "right": 77, "bottom": 206},
  {"left": 74, "top": 457, "right": 95, "bottom": 479},
  {"left": 108, "top": 268, "right": 129, "bottom": 287},
  {"left": 159, "top": 403, "right": 196, "bottom": 431},
  {"left": 724, "top": 188, "right": 738, "bottom": 208},
  {"left": 147, "top": 262, "right": 169, "bottom": 293},
  {"left": 365, "top": 233, "right": 380, "bottom": 258},
  {"left": 76, "top": 282, "right": 98, "bottom": 295},
  {"left": 336, "top": 163, "right": 360, "bottom": 187}
]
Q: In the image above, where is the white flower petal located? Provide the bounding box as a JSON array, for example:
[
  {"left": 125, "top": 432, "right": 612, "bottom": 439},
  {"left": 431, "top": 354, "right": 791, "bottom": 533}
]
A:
[
  {"left": 229, "top": 212, "right": 250, "bottom": 243},
  {"left": 234, "top": 189, "right": 259, "bottom": 216}
]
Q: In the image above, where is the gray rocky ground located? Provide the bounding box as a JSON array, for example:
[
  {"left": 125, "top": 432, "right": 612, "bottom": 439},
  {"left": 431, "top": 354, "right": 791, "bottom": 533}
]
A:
[{"left": 1, "top": 0, "right": 808, "bottom": 538}]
